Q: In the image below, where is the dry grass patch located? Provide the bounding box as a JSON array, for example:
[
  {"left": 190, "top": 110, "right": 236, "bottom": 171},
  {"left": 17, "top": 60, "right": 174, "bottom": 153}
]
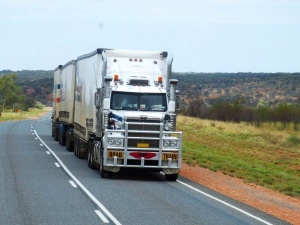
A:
[{"left": 177, "top": 115, "right": 300, "bottom": 197}]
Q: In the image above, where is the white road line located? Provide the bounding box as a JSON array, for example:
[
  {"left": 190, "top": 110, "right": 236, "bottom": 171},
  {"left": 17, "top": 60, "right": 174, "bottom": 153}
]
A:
[
  {"left": 54, "top": 162, "right": 60, "bottom": 167},
  {"left": 40, "top": 144, "right": 43, "bottom": 147},
  {"left": 176, "top": 180, "right": 273, "bottom": 225},
  {"left": 95, "top": 210, "right": 110, "bottom": 223},
  {"left": 34, "top": 130, "right": 122, "bottom": 225},
  {"left": 69, "top": 180, "right": 78, "bottom": 188},
  {"left": 46, "top": 151, "right": 51, "bottom": 155}
]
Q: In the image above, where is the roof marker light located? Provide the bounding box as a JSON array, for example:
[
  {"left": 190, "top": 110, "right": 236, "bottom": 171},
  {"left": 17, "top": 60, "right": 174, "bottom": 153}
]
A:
[
  {"left": 158, "top": 76, "right": 163, "bottom": 83},
  {"left": 114, "top": 74, "right": 119, "bottom": 81}
]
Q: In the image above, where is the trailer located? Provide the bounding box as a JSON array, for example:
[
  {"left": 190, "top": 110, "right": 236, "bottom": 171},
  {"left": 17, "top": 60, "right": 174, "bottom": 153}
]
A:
[{"left": 52, "top": 65, "right": 63, "bottom": 141}]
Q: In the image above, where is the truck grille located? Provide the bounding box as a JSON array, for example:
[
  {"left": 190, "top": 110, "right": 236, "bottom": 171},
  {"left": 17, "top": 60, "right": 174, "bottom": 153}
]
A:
[{"left": 126, "top": 121, "right": 161, "bottom": 148}]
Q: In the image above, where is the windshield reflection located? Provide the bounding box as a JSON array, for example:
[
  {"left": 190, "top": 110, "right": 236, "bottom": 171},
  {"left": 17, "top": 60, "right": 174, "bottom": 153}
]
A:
[{"left": 111, "top": 92, "right": 167, "bottom": 111}]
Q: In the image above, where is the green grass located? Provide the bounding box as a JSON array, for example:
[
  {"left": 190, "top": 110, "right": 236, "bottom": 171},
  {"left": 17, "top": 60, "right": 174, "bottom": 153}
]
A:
[
  {"left": 178, "top": 116, "right": 300, "bottom": 197},
  {"left": 0, "top": 108, "right": 50, "bottom": 121}
]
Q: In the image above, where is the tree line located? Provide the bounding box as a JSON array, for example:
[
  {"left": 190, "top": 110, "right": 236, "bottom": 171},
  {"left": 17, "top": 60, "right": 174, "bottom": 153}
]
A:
[{"left": 0, "top": 74, "right": 38, "bottom": 114}]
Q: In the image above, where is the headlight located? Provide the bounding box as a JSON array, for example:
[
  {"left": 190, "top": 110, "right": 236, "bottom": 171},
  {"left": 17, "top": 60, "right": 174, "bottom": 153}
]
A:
[
  {"left": 108, "top": 138, "right": 115, "bottom": 145},
  {"left": 163, "top": 140, "right": 178, "bottom": 148},
  {"left": 115, "top": 139, "right": 122, "bottom": 145},
  {"left": 170, "top": 140, "right": 177, "bottom": 147},
  {"left": 163, "top": 140, "right": 170, "bottom": 147},
  {"left": 107, "top": 138, "right": 123, "bottom": 146}
]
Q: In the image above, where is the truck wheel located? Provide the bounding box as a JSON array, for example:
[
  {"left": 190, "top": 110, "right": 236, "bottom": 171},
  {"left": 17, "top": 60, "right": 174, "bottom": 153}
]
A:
[
  {"left": 88, "top": 140, "right": 93, "bottom": 168},
  {"left": 58, "top": 126, "right": 63, "bottom": 145},
  {"left": 87, "top": 146, "right": 91, "bottom": 168},
  {"left": 78, "top": 139, "right": 87, "bottom": 159},
  {"left": 99, "top": 148, "right": 111, "bottom": 178},
  {"left": 54, "top": 125, "right": 59, "bottom": 141},
  {"left": 66, "top": 129, "right": 74, "bottom": 152},
  {"left": 165, "top": 173, "right": 178, "bottom": 181},
  {"left": 90, "top": 142, "right": 99, "bottom": 170},
  {"left": 52, "top": 124, "right": 55, "bottom": 137},
  {"left": 74, "top": 136, "right": 78, "bottom": 157},
  {"left": 59, "top": 125, "right": 66, "bottom": 146},
  {"left": 66, "top": 130, "right": 71, "bottom": 152}
]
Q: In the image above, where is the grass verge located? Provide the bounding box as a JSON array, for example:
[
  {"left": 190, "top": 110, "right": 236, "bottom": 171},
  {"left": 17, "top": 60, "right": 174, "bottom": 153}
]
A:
[
  {"left": 0, "top": 108, "right": 50, "bottom": 122},
  {"left": 178, "top": 115, "right": 300, "bottom": 197}
]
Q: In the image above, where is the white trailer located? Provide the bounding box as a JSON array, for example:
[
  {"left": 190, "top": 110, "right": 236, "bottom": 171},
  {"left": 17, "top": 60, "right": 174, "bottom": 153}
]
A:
[
  {"left": 57, "top": 60, "right": 76, "bottom": 150},
  {"left": 52, "top": 65, "right": 62, "bottom": 140},
  {"left": 54, "top": 48, "right": 182, "bottom": 181}
]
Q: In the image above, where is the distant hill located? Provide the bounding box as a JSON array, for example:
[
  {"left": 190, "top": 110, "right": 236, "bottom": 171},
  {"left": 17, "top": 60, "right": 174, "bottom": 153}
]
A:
[
  {"left": 0, "top": 70, "right": 53, "bottom": 106},
  {"left": 173, "top": 72, "right": 300, "bottom": 107},
  {"left": 1, "top": 70, "right": 300, "bottom": 107}
]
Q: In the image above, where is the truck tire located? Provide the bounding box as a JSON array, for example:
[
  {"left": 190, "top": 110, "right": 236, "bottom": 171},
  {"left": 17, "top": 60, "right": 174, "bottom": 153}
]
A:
[
  {"left": 52, "top": 124, "right": 55, "bottom": 137},
  {"left": 59, "top": 124, "right": 66, "bottom": 146},
  {"left": 74, "top": 136, "right": 79, "bottom": 157},
  {"left": 88, "top": 140, "right": 92, "bottom": 168},
  {"left": 66, "top": 129, "right": 74, "bottom": 152},
  {"left": 92, "top": 142, "right": 100, "bottom": 170},
  {"left": 99, "top": 148, "right": 111, "bottom": 178},
  {"left": 54, "top": 125, "right": 59, "bottom": 141},
  {"left": 165, "top": 173, "right": 178, "bottom": 181},
  {"left": 58, "top": 126, "right": 62, "bottom": 145},
  {"left": 88, "top": 141, "right": 99, "bottom": 170},
  {"left": 77, "top": 138, "right": 87, "bottom": 159}
]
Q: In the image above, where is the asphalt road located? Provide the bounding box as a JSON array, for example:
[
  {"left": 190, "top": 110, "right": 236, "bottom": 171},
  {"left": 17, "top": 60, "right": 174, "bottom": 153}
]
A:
[{"left": 0, "top": 113, "right": 291, "bottom": 225}]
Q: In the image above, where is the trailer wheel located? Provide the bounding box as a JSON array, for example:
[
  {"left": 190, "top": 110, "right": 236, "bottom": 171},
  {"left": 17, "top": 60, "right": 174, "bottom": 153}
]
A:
[
  {"left": 66, "top": 129, "right": 73, "bottom": 152},
  {"left": 74, "top": 136, "right": 79, "bottom": 157},
  {"left": 52, "top": 124, "right": 55, "bottom": 137},
  {"left": 165, "top": 173, "right": 178, "bottom": 181},
  {"left": 54, "top": 123, "right": 59, "bottom": 141},
  {"left": 77, "top": 139, "right": 86, "bottom": 159},
  {"left": 99, "top": 148, "right": 111, "bottom": 178},
  {"left": 58, "top": 125, "right": 62, "bottom": 145},
  {"left": 87, "top": 141, "right": 92, "bottom": 168},
  {"left": 59, "top": 124, "right": 66, "bottom": 146}
]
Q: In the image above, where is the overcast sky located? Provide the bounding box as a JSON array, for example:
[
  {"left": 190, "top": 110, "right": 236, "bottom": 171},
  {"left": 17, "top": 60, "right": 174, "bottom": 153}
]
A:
[{"left": 1, "top": 0, "right": 300, "bottom": 72}]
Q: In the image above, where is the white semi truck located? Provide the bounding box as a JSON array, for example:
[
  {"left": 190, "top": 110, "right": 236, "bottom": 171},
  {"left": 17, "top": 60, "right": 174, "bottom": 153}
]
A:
[{"left": 52, "top": 48, "right": 182, "bottom": 180}]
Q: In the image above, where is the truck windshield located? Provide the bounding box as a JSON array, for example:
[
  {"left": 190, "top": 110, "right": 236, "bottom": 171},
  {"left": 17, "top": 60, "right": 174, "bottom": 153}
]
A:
[{"left": 111, "top": 92, "right": 167, "bottom": 111}]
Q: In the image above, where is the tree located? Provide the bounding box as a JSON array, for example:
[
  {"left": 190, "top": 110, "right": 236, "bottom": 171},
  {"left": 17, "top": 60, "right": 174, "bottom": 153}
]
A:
[
  {"left": 186, "top": 98, "right": 208, "bottom": 118},
  {"left": 0, "top": 74, "right": 23, "bottom": 113}
]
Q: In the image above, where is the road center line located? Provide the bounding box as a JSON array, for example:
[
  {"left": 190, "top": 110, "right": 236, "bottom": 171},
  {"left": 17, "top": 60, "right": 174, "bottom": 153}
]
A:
[
  {"left": 34, "top": 130, "right": 122, "bottom": 225},
  {"left": 176, "top": 179, "right": 273, "bottom": 225}
]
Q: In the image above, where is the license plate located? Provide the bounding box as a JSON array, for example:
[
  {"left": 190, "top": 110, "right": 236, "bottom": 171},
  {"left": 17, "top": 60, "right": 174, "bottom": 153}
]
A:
[
  {"left": 162, "top": 153, "right": 178, "bottom": 160},
  {"left": 107, "top": 150, "right": 124, "bottom": 159},
  {"left": 137, "top": 143, "right": 149, "bottom": 148}
]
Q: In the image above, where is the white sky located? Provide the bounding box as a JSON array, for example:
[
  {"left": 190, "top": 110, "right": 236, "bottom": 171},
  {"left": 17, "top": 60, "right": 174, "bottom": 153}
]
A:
[{"left": 0, "top": 0, "right": 300, "bottom": 72}]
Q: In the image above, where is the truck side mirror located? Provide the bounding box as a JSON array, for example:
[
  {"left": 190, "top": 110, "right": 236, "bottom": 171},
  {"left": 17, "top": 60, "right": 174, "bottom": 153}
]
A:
[{"left": 175, "top": 90, "right": 180, "bottom": 110}]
